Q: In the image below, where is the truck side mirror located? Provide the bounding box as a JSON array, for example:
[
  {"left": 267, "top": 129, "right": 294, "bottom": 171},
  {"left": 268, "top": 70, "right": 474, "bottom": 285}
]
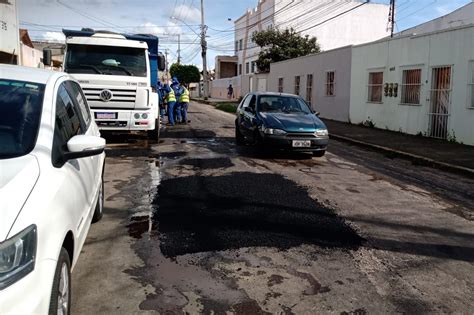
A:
[
  {"left": 158, "top": 53, "right": 166, "bottom": 71},
  {"left": 43, "top": 49, "right": 52, "bottom": 66}
]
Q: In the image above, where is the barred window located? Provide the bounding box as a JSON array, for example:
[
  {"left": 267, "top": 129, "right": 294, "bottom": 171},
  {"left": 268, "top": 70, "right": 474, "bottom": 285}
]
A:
[
  {"left": 325, "top": 71, "right": 335, "bottom": 96},
  {"left": 278, "top": 78, "right": 284, "bottom": 93},
  {"left": 401, "top": 69, "right": 422, "bottom": 105},
  {"left": 306, "top": 74, "right": 313, "bottom": 106},
  {"left": 368, "top": 72, "right": 383, "bottom": 102},
  {"left": 294, "top": 76, "right": 300, "bottom": 95}
]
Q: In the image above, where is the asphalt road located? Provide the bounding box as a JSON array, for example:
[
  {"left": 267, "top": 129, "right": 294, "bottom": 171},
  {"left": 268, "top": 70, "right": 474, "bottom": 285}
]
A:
[{"left": 72, "top": 101, "right": 474, "bottom": 314}]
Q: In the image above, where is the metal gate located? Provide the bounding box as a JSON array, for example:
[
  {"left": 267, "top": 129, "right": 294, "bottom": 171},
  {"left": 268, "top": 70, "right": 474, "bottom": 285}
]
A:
[{"left": 428, "top": 66, "right": 452, "bottom": 139}]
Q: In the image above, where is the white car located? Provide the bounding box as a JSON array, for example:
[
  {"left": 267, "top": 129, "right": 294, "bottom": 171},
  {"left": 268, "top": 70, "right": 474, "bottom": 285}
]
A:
[{"left": 0, "top": 65, "right": 106, "bottom": 314}]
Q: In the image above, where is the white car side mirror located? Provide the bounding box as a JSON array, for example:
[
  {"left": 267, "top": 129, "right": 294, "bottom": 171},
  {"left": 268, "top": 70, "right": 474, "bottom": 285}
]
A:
[{"left": 64, "top": 135, "right": 106, "bottom": 161}]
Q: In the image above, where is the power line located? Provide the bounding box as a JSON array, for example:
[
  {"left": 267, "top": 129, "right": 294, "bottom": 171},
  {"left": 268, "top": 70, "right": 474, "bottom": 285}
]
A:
[
  {"left": 55, "top": 0, "right": 120, "bottom": 30},
  {"left": 297, "top": 1, "right": 370, "bottom": 33},
  {"left": 397, "top": 0, "right": 438, "bottom": 22}
]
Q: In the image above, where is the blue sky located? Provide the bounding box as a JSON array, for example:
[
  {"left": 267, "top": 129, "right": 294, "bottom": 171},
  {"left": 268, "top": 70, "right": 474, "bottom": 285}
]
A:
[{"left": 19, "top": 0, "right": 472, "bottom": 69}]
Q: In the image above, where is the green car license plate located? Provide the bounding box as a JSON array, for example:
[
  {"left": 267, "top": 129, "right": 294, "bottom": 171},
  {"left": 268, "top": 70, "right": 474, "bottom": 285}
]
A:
[{"left": 292, "top": 140, "right": 311, "bottom": 148}]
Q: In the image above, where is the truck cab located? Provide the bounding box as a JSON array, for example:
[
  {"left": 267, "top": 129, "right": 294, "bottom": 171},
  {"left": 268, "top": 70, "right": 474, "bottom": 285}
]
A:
[{"left": 58, "top": 29, "right": 165, "bottom": 140}]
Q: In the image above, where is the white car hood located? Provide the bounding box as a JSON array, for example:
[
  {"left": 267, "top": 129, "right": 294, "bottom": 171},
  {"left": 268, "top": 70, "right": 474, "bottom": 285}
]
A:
[{"left": 0, "top": 155, "right": 40, "bottom": 241}]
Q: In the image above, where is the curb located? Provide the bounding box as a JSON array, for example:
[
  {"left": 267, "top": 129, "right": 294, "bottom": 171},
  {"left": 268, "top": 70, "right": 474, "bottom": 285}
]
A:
[
  {"left": 329, "top": 134, "right": 474, "bottom": 178},
  {"left": 191, "top": 98, "right": 214, "bottom": 105}
]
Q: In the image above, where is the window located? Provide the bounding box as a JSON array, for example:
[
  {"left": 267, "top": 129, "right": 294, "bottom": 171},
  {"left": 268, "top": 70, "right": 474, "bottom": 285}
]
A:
[
  {"left": 294, "top": 76, "right": 300, "bottom": 95},
  {"left": 66, "top": 81, "right": 91, "bottom": 125},
  {"left": 235, "top": 41, "right": 238, "bottom": 54},
  {"left": 278, "top": 78, "right": 284, "bottom": 93},
  {"left": 52, "top": 83, "right": 84, "bottom": 167},
  {"left": 245, "top": 62, "right": 249, "bottom": 74},
  {"left": 368, "top": 71, "right": 384, "bottom": 102},
  {"left": 238, "top": 64, "right": 242, "bottom": 75},
  {"left": 251, "top": 61, "right": 256, "bottom": 73},
  {"left": 239, "top": 39, "right": 243, "bottom": 51},
  {"left": 257, "top": 95, "right": 312, "bottom": 114},
  {"left": 65, "top": 44, "right": 146, "bottom": 77},
  {"left": 306, "top": 74, "right": 313, "bottom": 106},
  {"left": 248, "top": 95, "right": 256, "bottom": 110},
  {"left": 0, "top": 79, "right": 45, "bottom": 159},
  {"left": 325, "top": 71, "right": 335, "bottom": 96},
  {"left": 401, "top": 69, "right": 422, "bottom": 105},
  {"left": 239, "top": 94, "right": 250, "bottom": 109},
  {"left": 469, "top": 61, "right": 474, "bottom": 108},
  {"left": 251, "top": 31, "right": 257, "bottom": 43}
]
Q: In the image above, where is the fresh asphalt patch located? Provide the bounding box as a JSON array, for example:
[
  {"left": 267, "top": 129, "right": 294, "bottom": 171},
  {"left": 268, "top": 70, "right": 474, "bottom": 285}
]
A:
[{"left": 151, "top": 172, "right": 363, "bottom": 257}]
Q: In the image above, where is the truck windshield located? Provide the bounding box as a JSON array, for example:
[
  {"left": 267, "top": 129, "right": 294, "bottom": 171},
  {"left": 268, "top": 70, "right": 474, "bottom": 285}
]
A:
[
  {"left": 65, "top": 44, "right": 147, "bottom": 77},
  {"left": 0, "top": 80, "right": 45, "bottom": 159}
]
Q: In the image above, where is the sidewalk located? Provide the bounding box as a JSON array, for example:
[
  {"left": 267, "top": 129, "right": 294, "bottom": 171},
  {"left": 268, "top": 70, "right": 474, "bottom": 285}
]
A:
[
  {"left": 323, "top": 119, "right": 474, "bottom": 176},
  {"left": 191, "top": 97, "right": 238, "bottom": 104}
]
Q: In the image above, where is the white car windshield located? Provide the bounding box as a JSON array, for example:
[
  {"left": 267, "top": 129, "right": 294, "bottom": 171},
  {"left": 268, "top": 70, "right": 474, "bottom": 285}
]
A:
[
  {"left": 0, "top": 80, "right": 45, "bottom": 159},
  {"left": 65, "top": 44, "right": 147, "bottom": 77}
]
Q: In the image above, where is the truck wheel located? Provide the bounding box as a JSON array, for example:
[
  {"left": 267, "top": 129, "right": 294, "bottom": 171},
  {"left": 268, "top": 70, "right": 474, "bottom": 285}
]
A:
[
  {"left": 147, "top": 118, "right": 160, "bottom": 142},
  {"left": 49, "top": 248, "right": 71, "bottom": 315}
]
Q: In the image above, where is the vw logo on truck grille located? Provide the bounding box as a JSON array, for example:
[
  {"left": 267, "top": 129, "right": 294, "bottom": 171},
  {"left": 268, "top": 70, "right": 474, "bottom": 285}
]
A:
[{"left": 99, "top": 89, "right": 113, "bottom": 102}]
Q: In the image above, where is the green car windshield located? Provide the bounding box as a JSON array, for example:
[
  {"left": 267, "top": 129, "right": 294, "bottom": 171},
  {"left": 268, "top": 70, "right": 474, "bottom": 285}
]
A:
[
  {"left": 0, "top": 80, "right": 45, "bottom": 159},
  {"left": 258, "top": 96, "right": 312, "bottom": 114}
]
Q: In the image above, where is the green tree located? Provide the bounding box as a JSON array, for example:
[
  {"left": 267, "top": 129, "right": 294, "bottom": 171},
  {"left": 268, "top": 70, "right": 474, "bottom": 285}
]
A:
[
  {"left": 252, "top": 28, "right": 320, "bottom": 73},
  {"left": 169, "top": 63, "right": 201, "bottom": 84}
]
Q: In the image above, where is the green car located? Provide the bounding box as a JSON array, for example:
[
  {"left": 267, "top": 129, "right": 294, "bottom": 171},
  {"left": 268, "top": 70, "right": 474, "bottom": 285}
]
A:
[{"left": 235, "top": 92, "right": 329, "bottom": 157}]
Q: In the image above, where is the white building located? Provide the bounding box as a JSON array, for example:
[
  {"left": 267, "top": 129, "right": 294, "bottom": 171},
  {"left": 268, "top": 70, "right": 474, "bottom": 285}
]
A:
[
  {"left": 0, "top": 0, "right": 20, "bottom": 65},
  {"left": 268, "top": 45, "right": 353, "bottom": 122},
  {"left": 350, "top": 25, "right": 474, "bottom": 145},
  {"left": 234, "top": 0, "right": 390, "bottom": 78}
]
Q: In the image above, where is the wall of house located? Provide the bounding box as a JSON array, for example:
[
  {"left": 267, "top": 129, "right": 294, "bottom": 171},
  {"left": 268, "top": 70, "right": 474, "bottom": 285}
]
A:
[
  {"left": 350, "top": 25, "right": 474, "bottom": 145},
  {"left": 235, "top": 0, "right": 276, "bottom": 76},
  {"left": 210, "top": 76, "right": 242, "bottom": 100},
  {"left": 220, "top": 62, "right": 237, "bottom": 78},
  {"left": 268, "top": 46, "right": 352, "bottom": 122},
  {"left": 276, "top": 0, "right": 390, "bottom": 51},
  {"left": 20, "top": 43, "right": 43, "bottom": 67}
]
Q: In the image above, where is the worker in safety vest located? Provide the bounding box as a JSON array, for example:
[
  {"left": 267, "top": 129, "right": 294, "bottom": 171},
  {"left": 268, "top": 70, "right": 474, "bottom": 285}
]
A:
[
  {"left": 170, "top": 77, "right": 182, "bottom": 123},
  {"left": 164, "top": 84, "right": 177, "bottom": 126},
  {"left": 179, "top": 82, "right": 190, "bottom": 124}
]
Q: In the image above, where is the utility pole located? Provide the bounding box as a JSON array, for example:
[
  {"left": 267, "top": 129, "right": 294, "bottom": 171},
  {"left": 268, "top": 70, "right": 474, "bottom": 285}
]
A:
[
  {"left": 165, "top": 49, "right": 169, "bottom": 82},
  {"left": 389, "top": 0, "right": 395, "bottom": 38},
  {"left": 200, "top": 0, "right": 209, "bottom": 99},
  {"left": 177, "top": 34, "right": 181, "bottom": 64}
]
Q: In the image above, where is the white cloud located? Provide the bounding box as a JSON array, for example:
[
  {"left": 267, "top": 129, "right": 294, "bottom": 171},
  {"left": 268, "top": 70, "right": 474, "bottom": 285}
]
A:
[
  {"left": 172, "top": 4, "right": 201, "bottom": 24},
  {"left": 42, "top": 32, "right": 65, "bottom": 43}
]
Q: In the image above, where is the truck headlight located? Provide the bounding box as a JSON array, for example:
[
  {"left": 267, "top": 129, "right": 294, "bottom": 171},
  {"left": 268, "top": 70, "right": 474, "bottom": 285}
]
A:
[
  {"left": 263, "top": 128, "right": 287, "bottom": 136},
  {"left": 0, "top": 225, "right": 37, "bottom": 290},
  {"left": 315, "top": 129, "right": 328, "bottom": 137}
]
